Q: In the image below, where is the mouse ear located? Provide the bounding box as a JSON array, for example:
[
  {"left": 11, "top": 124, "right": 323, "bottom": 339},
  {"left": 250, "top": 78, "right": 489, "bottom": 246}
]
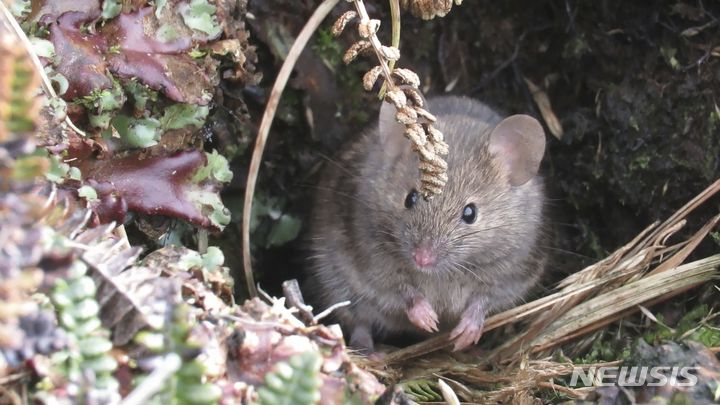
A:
[
  {"left": 378, "top": 101, "right": 409, "bottom": 161},
  {"left": 488, "top": 114, "right": 546, "bottom": 186}
]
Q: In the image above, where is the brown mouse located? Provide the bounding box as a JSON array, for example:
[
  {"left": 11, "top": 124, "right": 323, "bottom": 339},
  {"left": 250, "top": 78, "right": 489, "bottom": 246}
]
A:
[{"left": 306, "top": 96, "right": 548, "bottom": 351}]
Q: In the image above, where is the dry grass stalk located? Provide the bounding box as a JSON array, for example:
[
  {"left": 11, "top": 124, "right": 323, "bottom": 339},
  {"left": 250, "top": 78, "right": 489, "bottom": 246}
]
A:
[
  {"left": 382, "top": 179, "right": 720, "bottom": 366},
  {"left": 523, "top": 76, "right": 564, "bottom": 139},
  {"left": 520, "top": 253, "right": 720, "bottom": 355},
  {"left": 488, "top": 180, "right": 720, "bottom": 361},
  {"left": 442, "top": 359, "right": 621, "bottom": 402}
]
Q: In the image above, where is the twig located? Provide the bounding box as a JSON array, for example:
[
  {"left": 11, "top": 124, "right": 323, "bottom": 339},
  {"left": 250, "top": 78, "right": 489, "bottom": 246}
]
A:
[
  {"left": 647, "top": 214, "right": 720, "bottom": 276},
  {"left": 389, "top": 0, "right": 401, "bottom": 65},
  {"left": 0, "top": 371, "right": 29, "bottom": 385},
  {"left": 282, "top": 279, "right": 314, "bottom": 324},
  {"left": 241, "top": 0, "right": 340, "bottom": 298},
  {"left": 314, "top": 300, "right": 351, "bottom": 323},
  {"left": 197, "top": 229, "right": 208, "bottom": 254},
  {"left": 634, "top": 178, "right": 720, "bottom": 257}
]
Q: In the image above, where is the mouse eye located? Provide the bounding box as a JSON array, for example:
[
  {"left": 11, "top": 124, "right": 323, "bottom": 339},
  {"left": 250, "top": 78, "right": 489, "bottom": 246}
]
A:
[
  {"left": 461, "top": 203, "right": 477, "bottom": 224},
  {"left": 404, "top": 189, "right": 419, "bottom": 209}
]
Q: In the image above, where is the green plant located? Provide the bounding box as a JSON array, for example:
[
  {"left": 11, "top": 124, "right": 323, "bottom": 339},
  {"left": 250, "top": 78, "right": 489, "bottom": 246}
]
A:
[
  {"left": 399, "top": 379, "right": 442, "bottom": 402},
  {"left": 50, "top": 261, "right": 120, "bottom": 404},
  {"left": 134, "top": 305, "right": 221, "bottom": 405},
  {"left": 257, "top": 352, "right": 322, "bottom": 405}
]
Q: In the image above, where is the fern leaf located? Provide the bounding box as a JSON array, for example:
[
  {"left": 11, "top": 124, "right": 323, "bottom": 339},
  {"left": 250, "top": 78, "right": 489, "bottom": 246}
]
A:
[
  {"left": 0, "top": 16, "right": 41, "bottom": 144},
  {"left": 399, "top": 379, "right": 442, "bottom": 402},
  {"left": 51, "top": 261, "right": 120, "bottom": 404},
  {"left": 258, "top": 352, "right": 323, "bottom": 405}
]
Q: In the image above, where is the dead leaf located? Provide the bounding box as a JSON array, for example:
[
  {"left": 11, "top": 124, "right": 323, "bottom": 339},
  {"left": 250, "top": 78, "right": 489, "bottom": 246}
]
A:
[{"left": 524, "top": 76, "right": 564, "bottom": 139}]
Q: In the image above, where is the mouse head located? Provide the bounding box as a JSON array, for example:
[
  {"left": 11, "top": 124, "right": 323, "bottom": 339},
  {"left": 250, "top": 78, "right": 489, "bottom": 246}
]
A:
[{"left": 368, "top": 99, "right": 546, "bottom": 276}]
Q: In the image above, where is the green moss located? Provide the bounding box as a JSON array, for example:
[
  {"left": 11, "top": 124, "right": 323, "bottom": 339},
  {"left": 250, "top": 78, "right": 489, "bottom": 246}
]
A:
[
  {"left": 660, "top": 46, "right": 680, "bottom": 70},
  {"left": 642, "top": 305, "right": 720, "bottom": 347},
  {"left": 562, "top": 33, "right": 592, "bottom": 59},
  {"left": 12, "top": 155, "right": 49, "bottom": 182},
  {"left": 45, "top": 153, "right": 70, "bottom": 184},
  {"left": 577, "top": 336, "right": 631, "bottom": 364},
  {"left": 180, "top": 0, "right": 222, "bottom": 37},
  {"left": 78, "top": 80, "right": 126, "bottom": 130},
  {"left": 312, "top": 28, "right": 344, "bottom": 70},
  {"left": 629, "top": 155, "right": 651, "bottom": 171},
  {"left": 711, "top": 232, "right": 720, "bottom": 247}
]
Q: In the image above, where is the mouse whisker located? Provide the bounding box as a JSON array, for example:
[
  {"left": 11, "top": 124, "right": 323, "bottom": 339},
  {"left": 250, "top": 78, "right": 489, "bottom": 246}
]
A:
[
  {"left": 447, "top": 260, "right": 488, "bottom": 286},
  {"left": 316, "top": 154, "right": 368, "bottom": 182},
  {"left": 450, "top": 224, "right": 518, "bottom": 240},
  {"left": 536, "top": 245, "right": 595, "bottom": 260}
]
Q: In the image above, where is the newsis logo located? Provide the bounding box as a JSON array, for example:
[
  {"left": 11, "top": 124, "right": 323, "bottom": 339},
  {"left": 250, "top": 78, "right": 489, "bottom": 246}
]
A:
[{"left": 569, "top": 366, "right": 699, "bottom": 387}]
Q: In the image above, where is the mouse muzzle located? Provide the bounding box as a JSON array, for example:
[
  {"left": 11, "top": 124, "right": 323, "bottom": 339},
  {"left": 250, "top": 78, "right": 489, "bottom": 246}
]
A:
[{"left": 412, "top": 240, "right": 438, "bottom": 269}]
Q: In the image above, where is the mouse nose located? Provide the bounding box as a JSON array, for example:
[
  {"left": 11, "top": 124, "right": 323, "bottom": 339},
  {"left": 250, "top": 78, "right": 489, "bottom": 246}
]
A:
[{"left": 413, "top": 243, "right": 437, "bottom": 268}]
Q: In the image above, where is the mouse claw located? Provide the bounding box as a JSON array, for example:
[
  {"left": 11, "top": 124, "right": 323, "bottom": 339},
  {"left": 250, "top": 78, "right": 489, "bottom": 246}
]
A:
[
  {"left": 406, "top": 296, "right": 439, "bottom": 333},
  {"left": 450, "top": 298, "right": 486, "bottom": 351},
  {"left": 450, "top": 317, "right": 484, "bottom": 351}
]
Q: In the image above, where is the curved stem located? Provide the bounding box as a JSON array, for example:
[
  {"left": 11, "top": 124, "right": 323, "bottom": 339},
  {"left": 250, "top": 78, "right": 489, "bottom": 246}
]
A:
[
  {"left": 241, "top": 0, "right": 340, "bottom": 298},
  {"left": 389, "top": 0, "right": 401, "bottom": 51},
  {"left": 379, "top": 0, "right": 401, "bottom": 98}
]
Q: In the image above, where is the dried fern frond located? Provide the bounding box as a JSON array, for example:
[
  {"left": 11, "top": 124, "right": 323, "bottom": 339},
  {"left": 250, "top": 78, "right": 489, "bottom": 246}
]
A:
[
  {"left": 400, "top": 0, "right": 463, "bottom": 20},
  {"left": 334, "top": 0, "right": 451, "bottom": 198},
  {"left": 81, "top": 235, "right": 182, "bottom": 346}
]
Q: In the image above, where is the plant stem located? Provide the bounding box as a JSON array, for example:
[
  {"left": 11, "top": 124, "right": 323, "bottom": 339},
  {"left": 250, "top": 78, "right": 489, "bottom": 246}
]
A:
[
  {"left": 379, "top": 0, "right": 401, "bottom": 98},
  {"left": 241, "top": 0, "right": 340, "bottom": 298},
  {"left": 353, "top": 0, "right": 396, "bottom": 92}
]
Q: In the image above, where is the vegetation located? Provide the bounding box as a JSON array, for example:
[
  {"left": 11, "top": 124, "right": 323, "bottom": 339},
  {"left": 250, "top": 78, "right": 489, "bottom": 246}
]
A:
[{"left": 0, "top": 0, "right": 718, "bottom": 404}]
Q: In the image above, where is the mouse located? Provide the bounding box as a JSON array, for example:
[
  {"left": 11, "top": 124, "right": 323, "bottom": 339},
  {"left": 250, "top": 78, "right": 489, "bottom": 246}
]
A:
[{"left": 306, "top": 95, "right": 548, "bottom": 352}]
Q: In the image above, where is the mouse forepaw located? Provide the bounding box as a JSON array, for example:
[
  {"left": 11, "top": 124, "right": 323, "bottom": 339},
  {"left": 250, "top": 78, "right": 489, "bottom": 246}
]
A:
[
  {"left": 449, "top": 299, "right": 486, "bottom": 351},
  {"left": 405, "top": 296, "right": 439, "bottom": 333},
  {"left": 449, "top": 316, "right": 484, "bottom": 351}
]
